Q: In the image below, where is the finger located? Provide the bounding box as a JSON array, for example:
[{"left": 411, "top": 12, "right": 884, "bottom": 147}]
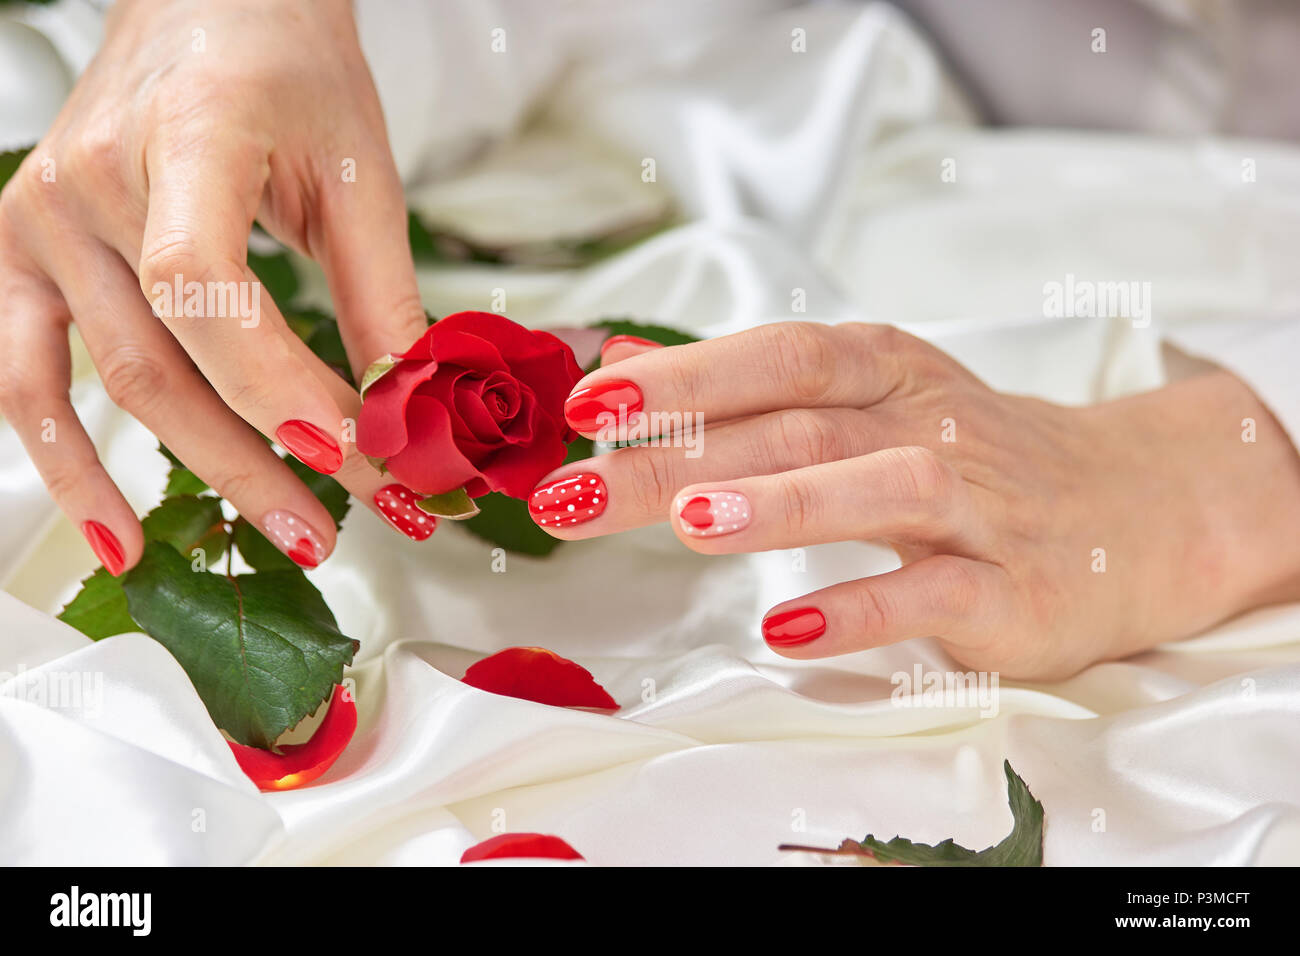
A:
[
  {"left": 563, "top": 322, "right": 912, "bottom": 437},
  {"left": 527, "top": 407, "right": 885, "bottom": 538},
  {"left": 137, "top": 127, "right": 350, "bottom": 478},
  {"left": 668, "top": 446, "right": 988, "bottom": 555},
  {"left": 0, "top": 272, "right": 141, "bottom": 574},
  {"left": 599, "top": 335, "right": 664, "bottom": 366},
  {"left": 291, "top": 338, "right": 438, "bottom": 542},
  {"left": 313, "top": 141, "right": 428, "bottom": 380},
  {"left": 760, "top": 554, "right": 1011, "bottom": 658},
  {"left": 57, "top": 239, "right": 343, "bottom": 567}
]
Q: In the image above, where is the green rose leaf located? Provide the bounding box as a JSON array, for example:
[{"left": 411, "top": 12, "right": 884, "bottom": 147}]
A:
[
  {"left": 284, "top": 308, "right": 354, "bottom": 387},
  {"left": 286, "top": 456, "right": 350, "bottom": 528},
  {"left": 593, "top": 317, "right": 700, "bottom": 348},
  {"left": 246, "top": 245, "right": 300, "bottom": 306},
  {"left": 457, "top": 436, "right": 594, "bottom": 555},
  {"left": 461, "top": 493, "right": 561, "bottom": 557},
  {"left": 140, "top": 495, "right": 228, "bottom": 567},
  {"left": 779, "top": 761, "right": 1045, "bottom": 866},
  {"left": 57, "top": 568, "right": 138, "bottom": 640},
  {"left": 58, "top": 495, "right": 227, "bottom": 640},
  {"left": 416, "top": 487, "right": 479, "bottom": 520},
  {"left": 122, "top": 541, "right": 358, "bottom": 748}
]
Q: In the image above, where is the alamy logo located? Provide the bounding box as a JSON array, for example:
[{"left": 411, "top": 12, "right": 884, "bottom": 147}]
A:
[
  {"left": 1042, "top": 273, "right": 1151, "bottom": 328},
  {"left": 49, "top": 886, "right": 151, "bottom": 936},
  {"left": 150, "top": 274, "right": 261, "bottom": 328},
  {"left": 890, "top": 664, "right": 1000, "bottom": 718}
]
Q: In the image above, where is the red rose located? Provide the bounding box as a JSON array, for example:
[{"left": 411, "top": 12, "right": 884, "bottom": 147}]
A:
[{"left": 357, "top": 312, "right": 583, "bottom": 499}]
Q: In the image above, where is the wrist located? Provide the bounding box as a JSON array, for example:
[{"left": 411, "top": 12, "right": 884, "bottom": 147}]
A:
[{"left": 1100, "top": 370, "right": 1300, "bottom": 638}]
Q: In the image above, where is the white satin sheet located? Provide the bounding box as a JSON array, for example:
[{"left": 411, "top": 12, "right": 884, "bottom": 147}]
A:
[{"left": 2, "top": 1, "right": 1299, "bottom": 865}]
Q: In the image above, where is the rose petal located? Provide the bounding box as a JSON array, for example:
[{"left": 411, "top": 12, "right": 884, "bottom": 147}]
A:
[
  {"left": 477, "top": 408, "right": 563, "bottom": 497},
  {"left": 454, "top": 388, "right": 506, "bottom": 444},
  {"left": 424, "top": 326, "right": 510, "bottom": 374},
  {"left": 462, "top": 646, "right": 618, "bottom": 709},
  {"left": 385, "top": 394, "right": 482, "bottom": 494},
  {"left": 227, "top": 684, "right": 357, "bottom": 792},
  {"left": 356, "top": 359, "right": 440, "bottom": 458},
  {"left": 460, "top": 833, "right": 585, "bottom": 863},
  {"left": 432, "top": 313, "right": 583, "bottom": 413}
]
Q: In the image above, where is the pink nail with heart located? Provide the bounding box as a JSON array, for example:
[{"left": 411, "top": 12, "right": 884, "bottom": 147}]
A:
[{"left": 676, "top": 492, "right": 751, "bottom": 537}]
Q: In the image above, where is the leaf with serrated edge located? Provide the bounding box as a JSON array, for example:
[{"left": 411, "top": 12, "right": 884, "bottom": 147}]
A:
[
  {"left": 58, "top": 495, "right": 227, "bottom": 641},
  {"left": 122, "top": 541, "right": 357, "bottom": 748},
  {"left": 779, "top": 761, "right": 1044, "bottom": 866},
  {"left": 416, "top": 487, "right": 479, "bottom": 519},
  {"left": 57, "top": 568, "right": 138, "bottom": 640}
]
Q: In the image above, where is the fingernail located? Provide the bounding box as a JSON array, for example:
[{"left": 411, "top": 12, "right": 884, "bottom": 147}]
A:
[
  {"left": 529, "top": 473, "right": 607, "bottom": 528},
  {"left": 564, "top": 380, "right": 643, "bottom": 433},
  {"left": 600, "top": 334, "right": 662, "bottom": 358},
  {"left": 374, "top": 484, "right": 436, "bottom": 541},
  {"left": 677, "top": 491, "right": 750, "bottom": 537},
  {"left": 762, "top": 608, "right": 826, "bottom": 647},
  {"left": 276, "top": 420, "right": 343, "bottom": 475},
  {"left": 262, "top": 509, "right": 328, "bottom": 568},
  {"left": 81, "top": 520, "right": 125, "bottom": 576}
]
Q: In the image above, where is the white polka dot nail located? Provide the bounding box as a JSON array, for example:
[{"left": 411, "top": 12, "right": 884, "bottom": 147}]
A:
[{"left": 529, "top": 473, "right": 608, "bottom": 528}]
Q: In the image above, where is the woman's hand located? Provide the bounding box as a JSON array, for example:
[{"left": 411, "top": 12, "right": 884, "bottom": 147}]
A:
[
  {"left": 532, "top": 323, "right": 1300, "bottom": 679},
  {"left": 0, "top": 0, "right": 433, "bottom": 574}
]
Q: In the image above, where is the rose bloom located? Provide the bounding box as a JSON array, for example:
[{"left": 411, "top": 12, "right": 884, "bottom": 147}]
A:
[{"left": 357, "top": 312, "right": 584, "bottom": 498}]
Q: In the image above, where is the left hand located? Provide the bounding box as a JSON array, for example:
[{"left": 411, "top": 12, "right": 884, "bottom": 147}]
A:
[{"left": 528, "top": 323, "right": 1300, "bottom": 679}]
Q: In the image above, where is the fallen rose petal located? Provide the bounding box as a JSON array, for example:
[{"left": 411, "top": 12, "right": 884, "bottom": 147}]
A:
[
  {"left": 461, "top": 833, "right": 585, "bottom": 863},
  {"left": 462, "top": 646, "right": 618, "bottom": 709},
  {"left": 228, "top": 684, "right": 357, "bottom": 791}
]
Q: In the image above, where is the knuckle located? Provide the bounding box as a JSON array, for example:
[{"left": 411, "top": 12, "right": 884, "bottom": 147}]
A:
[
  {"left": 626, "top": 450, "right": 677, "bottom": 515},
  {"left": 43, "top": 454, "right": 99, "bottom": 501},
  {"left": 0, "top": 360, "right": 39, "bottom": 412},
  {"left": 222, "top": 377, "right": 275, "bottom": 415},
  {"left": 68, "top": 121, "right": 123, "bottom": 177},
  {"left": 854, "top": 583, "right": 895, "bottom": 637},
  {"left": 138, "top": 241, "right": 200, "bottom": 299},
  {"left": 938, "top": 559, "right": 984, "bottom": 617},
  {"left": 893, "top": 445, "right": 956, "bottom": 517},
  {"left": 99, "top": 346, "right": 168, "bottom": 412},
  {"left": 138, "top": 240, "right": 243, "bottom": 302},
  {"left": 769, "top": 322, "right": 836, "bottom": 405},
  {"left": 773, "top": 408, "right": 843, "bottom": 465},
  {"left": 212, "top": 468, "right": 258, "bottom": 505},
  {"left": 663, "top": 350, "right": 701, "bottom": 416},
  {"left": 1, "top": 157, "right": 61, "bottom": 228},
  {"left": 776, "top": 473, "right": 820, "bottom": 537},
  {"left": 43, "top": 466, "right": 82, "bottom": 501}
]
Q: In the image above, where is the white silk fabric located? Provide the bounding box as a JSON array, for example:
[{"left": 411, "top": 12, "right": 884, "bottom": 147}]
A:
[{"left": 3, "top": 1, "right": 1300, "bottom": 865}]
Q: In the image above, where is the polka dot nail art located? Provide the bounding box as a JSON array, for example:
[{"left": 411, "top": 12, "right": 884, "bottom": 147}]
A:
[
  {"left": 374, "top": 484, "right": 437, "bottom": 541},
  {"left": 262, "top": 509, "right": 328, "bottom": 569},
  {"left": 676, "top": 491, "right": 751, "bottom": 537},
  {"left": 529, "top": 473, "right": 608, "bottom": 528}
]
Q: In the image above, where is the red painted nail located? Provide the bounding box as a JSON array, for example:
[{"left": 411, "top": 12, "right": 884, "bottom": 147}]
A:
[
  {"left": 762, "top": 608, "right": 826, "bottom": 647},
  {"left": 276, "top": 420, "right": 343, "bottom": 475},
  {"left": 529, "top": 473, "right": 607, "bottom": 528},
  {"left": 563, "top": 380, "right": 643, "bottom": 433},
  {"left": 600, "top": 334, "right": 662, "bottom": 358},
  {"left": 374, "top": 484, "right": 436, "bottom": 541},
  {"left": 81, "top": 520, "right": 126, "bottom": 576}
]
